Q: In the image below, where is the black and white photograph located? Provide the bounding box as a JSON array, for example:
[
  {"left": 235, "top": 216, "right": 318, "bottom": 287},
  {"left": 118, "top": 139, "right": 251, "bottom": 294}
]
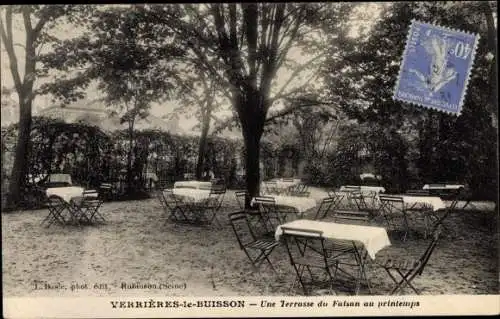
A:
[{"left": 1, "top": 2, "right": 498, "bottom": 317}]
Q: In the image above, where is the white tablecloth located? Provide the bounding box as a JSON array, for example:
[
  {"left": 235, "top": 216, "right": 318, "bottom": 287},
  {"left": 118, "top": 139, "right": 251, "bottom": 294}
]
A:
[
  {"left": 275, "top": 219, "right": 391, "bottom": 260},
  {"left": 422, "top": 184, "right": 465, "bottom": 190},
  {"left": 251, "top": 195, "right": 317, "bottom": 213},
  {"left": 171, "top": 188, "right": 211, "bottom": 203},
  {"left": 400, "top": 195, "right": 446, "bottom": 211},
  {"left": 360, "top": 173, "right": 382, "bottom": 180},
  {"left": 174, "top": 181, "right": 212, "bottom": 190},
  {"left": 46, "top": 186, "right": 86, "bottom": 203},
  {"left": 340, "top": 185, "right": 386, "bottom": 194}
]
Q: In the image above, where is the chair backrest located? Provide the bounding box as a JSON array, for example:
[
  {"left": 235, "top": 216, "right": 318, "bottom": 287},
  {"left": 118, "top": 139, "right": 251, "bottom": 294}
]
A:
[
  {"left": 343, "top": 185, "right": 361, "bottom": 192},
  {"left": 416, "top": 225, "right": 442, "bottom": 275},
  {"left": 253, "top": 196, "right": 276, "bottom": 213},
  {"left": 210, "top": 184, "right": 226, "bottom": 193},
  {"left": 280, "top": 226, "right": 327, "bottom": 261},
  {"left": 235, "top": 190, "right": 248, "bottom": 210},
  {"left": 406, "top": 189, "right": 431, "bottom": 196},
  {"left": 378, "top": 195, "right": 405, "bottom": 214},
  {"left": 83, "top": 189, "right": 99, "bottom": 199},
  {"left": 99, "top": 183, "right": 113, "bottom": 199},
  {"left": 314, "top": 197, "right": 334, "bottom": 219},
  {"left": 282, "top": 178, "right": 294, "bottom": 182},
  {"left": 228, "top": 211, "right": 257, "bottom": 249},
  {"left": 427, "top": 183, "right": 447, "bottom": 188},
  {"left": 334, "top": 209, "right": 370, "bottom": 223}
]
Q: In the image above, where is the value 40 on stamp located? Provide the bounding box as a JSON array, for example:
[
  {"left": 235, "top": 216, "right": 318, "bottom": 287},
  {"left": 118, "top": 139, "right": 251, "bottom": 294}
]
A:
[{"left": 393, "top": 20, "right": 480, "bottom": 115}]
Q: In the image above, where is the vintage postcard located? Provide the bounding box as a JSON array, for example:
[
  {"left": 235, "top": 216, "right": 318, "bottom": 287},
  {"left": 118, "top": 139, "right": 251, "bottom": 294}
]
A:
[{"left": 1, "top": 2, "right": 498, "bottom": 318}]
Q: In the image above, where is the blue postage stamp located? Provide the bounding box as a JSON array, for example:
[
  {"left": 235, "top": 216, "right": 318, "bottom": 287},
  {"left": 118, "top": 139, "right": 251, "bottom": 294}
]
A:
[{"left": 393, "top": 20, "right": 480, "bottom": 115}]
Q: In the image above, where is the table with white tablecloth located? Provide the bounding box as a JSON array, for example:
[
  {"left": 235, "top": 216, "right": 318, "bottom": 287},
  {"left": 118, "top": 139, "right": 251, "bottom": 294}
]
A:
[
  {"left": 275, "top": 219, "right": 390, "bottom": 260},
  {"left": 262, "top": 178, "right": 302, "bottom": 194},
  {"left": 422, "top": 184, "right": 465, "bottom": 190},
  {"left": 340, "top": 185, "right": 386, "bottom": 194},
  {"left": 173, "top": 181, "right": 212, "bottom": 190},
  {"left": 276, "top": 219, "right": 390, "bottom": 295},
  {"left": 46, "top": 186, "right": 87, "bottom": 203},
  {"left": 399, "top": 195, "right": 446, "bottom": 211},
  {"left": 44, "top": 186, "right": 99, "bottom": 226},
  {"left": 171, "top": 188, "right": 212, "bottom": 203}
]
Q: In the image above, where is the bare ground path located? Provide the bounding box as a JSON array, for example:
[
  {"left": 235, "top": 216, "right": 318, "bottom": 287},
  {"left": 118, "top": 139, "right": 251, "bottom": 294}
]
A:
[{"left": 2, "top": 188, "right": 498, "bottom": 297}]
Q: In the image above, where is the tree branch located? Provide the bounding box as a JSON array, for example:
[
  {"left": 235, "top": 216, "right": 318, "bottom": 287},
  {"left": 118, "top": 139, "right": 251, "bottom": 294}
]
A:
[
  {"left": 0, "top": 7, "right": 23, "bottom": 94},
  {"left": 265, "top": 99, "right": 339, "bottom": 124},
  {"left": 271, "top": 52, "right": 326, "bottom": 102},
  {"left": 242, "top": 3, "right": 258, "bottom": 85}
]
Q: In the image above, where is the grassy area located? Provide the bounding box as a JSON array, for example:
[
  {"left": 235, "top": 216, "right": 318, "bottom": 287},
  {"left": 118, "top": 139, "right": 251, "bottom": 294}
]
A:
[{"left": 2, "top": 189, "right": 498, "bottom": 297}]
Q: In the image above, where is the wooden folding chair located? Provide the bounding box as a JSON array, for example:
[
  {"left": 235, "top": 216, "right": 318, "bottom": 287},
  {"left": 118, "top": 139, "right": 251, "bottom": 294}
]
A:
[
  {"left": 253, "top": 196, "right": 281, "bottom": 229},
  {"left": 74, "top": 190, "right": 105, "bottom": 224},
  {"left": 157, "top": 189, "right": 190, "bottom": 224},
  {"left": 264, "top": 181, "right": 278, "bottom": 195},
  {"left": 313, "top": 197, "right": 335, "bottom": 220},
  {"left": 376, "top": 226, "right": 442, "bottom": 295},
  {"left": 190, "top": 186, "right": 226, "bottom": 227},
  {"left": 228, "top": 211, "right": 279, "bottom": 273},
  {"left": 327, "top": 189, "right": 348, "bottom": 211},
  {"left": 404, "top": 190, "right": 437, "bottom": 238},
  {"left": 99, "top": 182, "right": 114, "bottom": 201},
  {"left": 289, "top": 183, "right": 310, "bottom": 197},
  {"left": 41, "top": 196, "right": 67, "bottom": 227},
  {"left": 378, "top": 195, "right": 410, "bottom": 241},
  {"left": 326, "top": 210, "right": 373, "bottom": 294},
  {"left": 235, "top": 190, "right": 247, "bottom": 210},
  {"left": 281, "top": 227, "right": 339, "bottom": 295},
  {"left": 236, "top": 190, "right": 271, "bottom": 233}
]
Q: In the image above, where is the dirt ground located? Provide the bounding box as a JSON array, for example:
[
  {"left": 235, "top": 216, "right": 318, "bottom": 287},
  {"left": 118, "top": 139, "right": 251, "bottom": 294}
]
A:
[{"left": 2, "top": 188, "right": 498, "bottom": 297}]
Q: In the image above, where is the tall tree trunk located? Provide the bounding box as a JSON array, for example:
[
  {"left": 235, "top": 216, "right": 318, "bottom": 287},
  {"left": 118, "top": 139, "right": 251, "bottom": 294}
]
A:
[
  {"left": 237, "top": 93, "right": 266, "bottom": 207},
  {"left": 6, "top": 99, "right": 32, "bottom": 209},
  {"left": 481, "top": 1, "right": 498, "bottom": 128},
  {"left": 243, "top": 129, "right": 261, "bottom": 203},
  {"left": 195, "top": 111, "right": 211, "bottom": 180},
  {"left": 126, "top": 121, "right": 135, "bottom": 193}
]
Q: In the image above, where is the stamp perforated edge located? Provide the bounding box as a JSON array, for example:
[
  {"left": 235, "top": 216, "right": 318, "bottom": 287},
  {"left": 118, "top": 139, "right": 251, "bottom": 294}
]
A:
[{"left": 393, "top": 19, "right": 481, "bottom": 116}]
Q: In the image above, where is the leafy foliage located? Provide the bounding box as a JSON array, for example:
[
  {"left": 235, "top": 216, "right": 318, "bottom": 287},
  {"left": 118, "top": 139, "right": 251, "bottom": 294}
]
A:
[{"left": 321, "top": 2, "right": 498, "bottom": 200}]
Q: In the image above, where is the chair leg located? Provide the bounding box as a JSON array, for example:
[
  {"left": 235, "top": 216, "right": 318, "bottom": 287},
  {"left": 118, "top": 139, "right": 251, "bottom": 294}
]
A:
[{"left": 386, "top": 268, "right": 420, "bottom": 295}]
